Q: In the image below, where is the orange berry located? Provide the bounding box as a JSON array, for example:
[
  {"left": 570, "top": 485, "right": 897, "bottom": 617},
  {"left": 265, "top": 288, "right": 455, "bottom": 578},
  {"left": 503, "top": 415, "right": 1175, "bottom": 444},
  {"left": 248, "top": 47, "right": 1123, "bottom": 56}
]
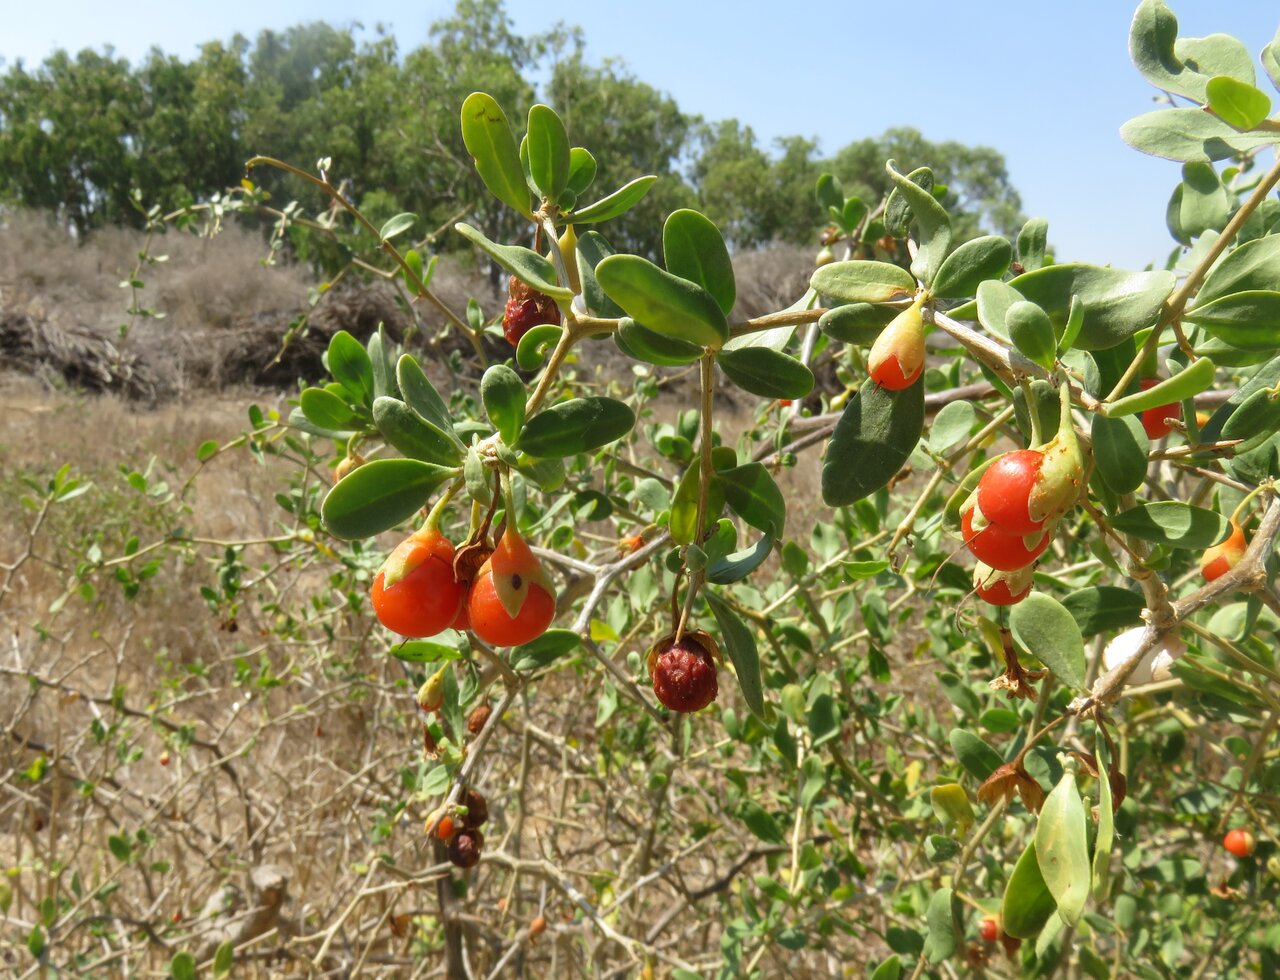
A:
[
  {"left": 1139, "top": 379, "right": 1180, "bottom": 440},
  {"left": 1224, "top": 828, "right": 1256, "bottom": 858},
  {"left": 467, "top": 528, "right": 556, "bottom": 647},
  {"left": 371, "top": 529, "right": 465, "bottom": 638},
  {"left": 1200, "top": 521, "right": 1247, "bottom": 582}
]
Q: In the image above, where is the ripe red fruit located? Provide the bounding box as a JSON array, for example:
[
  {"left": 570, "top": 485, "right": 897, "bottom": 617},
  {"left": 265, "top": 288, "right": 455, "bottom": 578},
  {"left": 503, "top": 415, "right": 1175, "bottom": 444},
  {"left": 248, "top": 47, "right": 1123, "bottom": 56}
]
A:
[
  {"left": 976, "top": 450, "right": 1045, "bottom": 535},
  {"left": 467, "top": 527, "right": 557, "bottom": 647},
  {"left": 371, "top": 529, "right": 465, "bottom": 638},
  {"left": 961, "top": 505, "right": 1051, "bottom": 571},
  {"left": 867, "top": 296, "right": 925, "bottom": 391},
  {"left": 1224, "top": 828, "right": 1256, "bottom": 858},
  {"left": 502, "top": 276, "right": 561, "bottom": 346},
  {"left": 435, "top": 815, "right": 456, "bottom": 841},
  {"left": 1139, "top": 379, "right": 1180, "bottom": 440},
  {"left": 448, "top": 829, "right": 484, "bottom": 868},
  {"left": 1201, "top": 521, "right": 1247, "bottom": 582},
  {"left": 979, "top": 917, "right": 999, "bottom": 943},
  {"left": 973, "top": 562, "right": 1034, "bottom": 606},
  {"left": 648, "top": 631, "right": 720, "bottom": 713}
]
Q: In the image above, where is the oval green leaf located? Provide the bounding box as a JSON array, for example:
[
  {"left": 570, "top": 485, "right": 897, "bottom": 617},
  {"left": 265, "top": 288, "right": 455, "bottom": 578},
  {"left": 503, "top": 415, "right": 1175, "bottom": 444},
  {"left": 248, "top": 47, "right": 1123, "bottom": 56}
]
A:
[
  {"left": 323, "top": 458, "right": 455, "bottom": 540},
  {"left": 1109, "top": 501, "right": 1230, "bottom": 549},
  {"left": 460, "top": 92, "right": 532, "bottom": 218},
  {"left": 299, "top": 387, "right": 356, "bottom": 432},
  {"left": 525, "top": 104, "right": 570, "bottom": 200},
  {"left": 1091, "top": 413, "right": 1149, "bottom": 495},
  {"left": 481, "top": 364, "right": 526, "bottom": 446},
  {"left": 818, "top": 302, "right": 896, "bottom": 343},
  {"left": 1036, "top": 769, "right": 1090, "bottom": 926},
  {"left": 373, "top": 396, "right": 462, "bottom": 466},
  {"left": 378, "top": 212, "right": 417, "bottom": 243},
  {"left": 717, "top": 462, "right": 785, "bottom": 535},
  {"left": 396, "top": 355, "right": 462, "bottom": 445},
  {"left": 1184, "top": 290, "right": 1280, "bottom": 350},
  {"left": 568, "top": 175, "right": 658, "bottom": 224},
  {"left": 886, "top": 160, "right": 952, "bottom": 285},
  {"left": 595, "top": 254, "right": 728, "bottom": 348},
  {"left": 510, "top": 628, "right": 581, "bottom": 671},
  {"left": 1102, "top": 356, "right": 1217, "bottom": 416},
  {"left": 718, "top": 347, "right": 815, "bottom": 400},
  {"left": 1002, "top": 839, "right": 1058, "bottom": 940},
  {"left": 1206, "top": 75, "right": 1272, "bottom": 130},
  {"left": 822, "top": 377, "right": 925, "bottom": 507},
  {"left": 1006, "top": 300, "right": 1057, "bottom": 370},
  {"left": 707, "top": 533, "right": 775, "bottom": 585},
  {"left": 663, "top": 209, "right": 735, "bottom": 316},
  {"left": 576, "top": 230, "right": 625, "bottom": 318},
  {"left": 949, "top": 729, "right": 1004, "bottom": 782},
  {"left": 1062, "top": 586, "right": 1145, "bottom": 636},
  {"left": 811, "top": 260, "right": 916, "bottom": 305},
  {"left": 931, "top": 235, "right": 1012, "bottom": 300},
  {"left": 924, "top": 887, "right": 959, "bottom": 965},
  {"left": 705, "top": 589, "right": 765, "bottom": 720},
  {"left": 615, "top": 318, "right": 703, "bottom": 366},
  {"left": 516, "top": 397, "right": 636, "bottom": 458},
  {"left": 327, "top": 330, "right": 374, "bottom": 407},
  {"left": 565, "top": 147, "right": 597, "bottom": 197},
  {"left": 1010, "top": 594, "right": 1086, "bottom": 691},
  {"left": 454, "top": 222, "right": 570, "bottom": 302},
  {"left": 515, "top": 324, "right": 563, "bottom": 370}
]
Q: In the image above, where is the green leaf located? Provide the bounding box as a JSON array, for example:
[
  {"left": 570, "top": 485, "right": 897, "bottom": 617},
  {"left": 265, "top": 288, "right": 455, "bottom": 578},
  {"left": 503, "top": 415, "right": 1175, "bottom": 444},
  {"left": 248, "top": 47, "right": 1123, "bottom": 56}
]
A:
[
  {"left": 299, "top": 387, "right": 356, "bottom": 431},
  {"left": 869, "top": 956, "right": 902, "bottom": 980},
  {"left": 373, "top": 397, "right": 462, "bottom": 466},
  {"left": 510, "top": 629, "right": 580, "bottom": 671},
  {"left": 1120, "top": 107, "right": 1276, "bottom": 163},
  {"left": 886, "top": 160, "right": 952, "bottom": 285},
  {"left": 595, "top": 254, "right": 728, "bottom": 348},
  {"left": 717, "top": 347, "right": 814, "bottom": 400},
  {"left": 1263, "top": 26, "right": 1280, "bottom": 93},
  {"left": 1102, "top": 357, "right": 1217, "bottom": 415},
  {"left": 213, "top": 940, "right": 234, "bottom": 977},
  {"left": 669, "top": 459, "right": 726, "bottom": 546},
  {"left": 378, "top": 212, "right": 417, "bottom": 242},
  {"left": 454, "top": 222, "right": 570, "bottom": 302},
  {"left": 327, "top": 330, "right": 374, "bottom": 406},
  {"left": 575, "top": 230, "right": 625, "bottom": 319},
  {"left": 390, "top": 640, "right": 461, "bottom": 663},
  {"left": 615, "top": 318, "right": 703, "bottom": 366},
  {"left": 1010, "top": 594, "right": 1086, "bottom": 691},
  {"left": 1129, "top": 1, "right": 1215, "bottom": 102},
  {"left": 170, "top": 951, "right": 197, "bottom": 980},
  {"left": 949, "top": 729, "right": 1004, "bottom": 782},
  {"left": 1036, "top": 768, "right": 1090, "bottom": 926},
  {"left": 516, "top": 397, "right": 635, "bottom": 458},
  {"left": 368, "top": 326, "right": 396, "bottom": 399},
  {"left": 1110, "top": 501, "right": 1230, "bottom": 550},
  {"left": 196, "top": 439, "right": 219, "bottom": 462},
  {"left": 1006, "top": 300, "right": 1057, "bottom": 370},
  {"left": 481, "top": 364, "right": 526, "bottom": 446},
  {"left": 883, "top": 164, "right": 933, "bottom": 238},
  {"left": 840, "top": 559, "right": 891, "bottom": 579},
  {"left": 569, "top": 175, "right": 658, "bottom": 223},
  {"left": 815, "top": 172, "right": 844, "bottom": 215},
  {"left": 1200, "top": 353, "right": 1280, "bottom": 443},
  {"left": 973, "top": 279, "right": 1022, "bottom": 342},
  {"left": 663, "top": 209, "right": 735, "bottom": 316},
  {"left": 524, "top": 104, "right": 570, "bottom": 199},
  {"left": 1000, "top": 264, "right": 1175, "bottom": 351},
  {"left": 396, "top": 354, "right": 456, "bottom": 438},
  {"left": 565, "top": 147, "right": 597, "bottom": 197},
  {"left": 323, "top": 458, "right": 455, "bottom": 540},
  {"left": 817, "top": 302, "right": 896, "bottom": 344},
  {"left": 27, "top": 925, "right": 45, "bottom": 959},
  {"left": 1222, "top": 387, "right": 1280, "bottom": 442},
  {"left": 706, "top": 533, "right": 775, "bottom": 584},
  {"left": 1017, "top": 217, "right": 1049, "bottom": 272},
  {"left": 1091, "top": 413, "right": 1149, "bottom": 495},
  {"left": 1184, "top": 291, "right": 1280, "bottom": 350},
  {"left": 924, "top": 887, "right": 959, "bottom": 964},
  {"left": 929, "top": 400, "right": 976, "bottom": 453},
  {"left": 1003, "top": 839, "right": 1058, "bottom": 940},
  {"left": 1174, "top": 162, "right": 1230, "bottom": 243},
  {"left": 930, "top": 235, "right": 1012, "bottom": 300},
  {"left": 739, "top": 799, "right": 785, "bottom": 844},
  {"left": 460, "top": 92, "right": 532, "bottom": 218},
  {"left": 811, "top": 260, "right": 917, "bottom": 304},
  {"left": 1062, "top": 586, "right": 1145, "bottom": 637},
  {"left": 718, "top": 463, "right": 785, "bottom": 535},
  {"left": 1093, "top": 733, "right": 1116, "bottom": 904},
  {"left": 822, "top": 377, "right": 924, "bottom": 506},
  {"left": 1199, "top": 234, "right": 1280, "bottom": 304},
  {"left": 515, "top": 324, "right": 563, "bottom": 370},
  {"left": 706, "top": 589, "right": 766, "bottom": 719}
]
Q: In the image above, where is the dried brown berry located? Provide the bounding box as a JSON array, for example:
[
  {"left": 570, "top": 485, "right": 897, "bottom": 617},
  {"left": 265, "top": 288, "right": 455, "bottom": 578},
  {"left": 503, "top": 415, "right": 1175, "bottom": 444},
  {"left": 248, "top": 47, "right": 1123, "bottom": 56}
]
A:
[
  {"left": 467, "top": 703, "right": 492, "bottom": 735},
  {"left": 647, "top": 630, "right": 720, "bottom": 713},
  {"left": 502, "top": 276, "right": 561, "bottom": 346},
  {"left": 462, "top": 788, "right": 488, "bottom": 829},
  {"left": 448, "top": 829, "right": 484, "bottom": 869}
]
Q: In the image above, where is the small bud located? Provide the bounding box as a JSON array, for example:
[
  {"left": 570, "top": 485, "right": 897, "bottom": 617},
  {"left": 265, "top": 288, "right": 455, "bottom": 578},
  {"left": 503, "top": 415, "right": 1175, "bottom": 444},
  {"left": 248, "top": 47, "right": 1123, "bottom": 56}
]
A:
[
  {"left": 867, "top": 295, "right": 925, "bottom": 391},
  {"left": 417, "top": 667, "right": 447, "bottom": 712}
]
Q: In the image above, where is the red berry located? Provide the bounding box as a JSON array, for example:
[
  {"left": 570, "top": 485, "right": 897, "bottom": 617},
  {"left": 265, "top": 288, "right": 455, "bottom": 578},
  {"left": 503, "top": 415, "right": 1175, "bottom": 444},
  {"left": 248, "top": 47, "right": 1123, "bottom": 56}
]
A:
[
  {"left": 973, "top": 562, "right": 1034, "bottom": 606},
  {"left": 961, "top": 505, "right": 1051, "bottom": 571},
  {"left": 448, "top": 829, "right": 484, "bottom": 868},
  {"left": 1201, "top": 521, "right": 1247, "bottom": 582},
  {"left": 467, "top": 528, "right": 556, "bottom": 647},
  {"left": 979, "top": 917, "right": 999, "bottom": 943},
  {"left": 1139, "top": 379, "right": 1179, "bottom": 440},
  {"left": 976, "top": 450, "right": 1045, "bottom": 535},
  {"left": 371, "top": 529, "right": 465, "bottom": 638},
  {"left": 1224, "top": 828, "right": 1256, "bottom": 858},
  {"left": 435, "top": 815, "right": 456, "bottom": 841},
  {"left": 648, "top": 632, "right": 719, "bottom": 713},
  {"left": 502, "top": 276, "right": 561, "bottom": 346}
]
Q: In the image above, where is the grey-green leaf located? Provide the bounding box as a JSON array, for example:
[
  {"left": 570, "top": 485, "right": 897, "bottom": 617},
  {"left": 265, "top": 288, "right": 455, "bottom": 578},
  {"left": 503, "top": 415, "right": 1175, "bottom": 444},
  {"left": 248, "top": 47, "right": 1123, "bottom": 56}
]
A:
[
  {"left": 1010, "top": 594, "right": 1086, "bottom": 691},
  {"left": 569, "top": 175, "right": 658, "bottom": 224},
  {"left": 595, "top": 254, "right": 728, "bottom": 348},
  {"left": 481, "top": 364, "right": 526, "bottom": 446},
  {"left": 460, "top": 92, "right": 532, "bottom": 218},
  {"left": 705, "top": 589, "right": 765, "bottom": 719},
  {"left": 1003, "top": 839, "right": 1058, "bottom": 939},
  {"left": 373, "top": 397, "right": 462, "bottom": 466},
  {"left": 811, "top": 260, "right": 917, "bottom": 305},
  {"left": 323, "top": 458, "right": 455, "bottom": 540},
  {"left": 717, "top": 463, "right": 785, "bottom": 535},
  {"left": 1003, "top": 263, "right": 1175, "bottom": 350},
  {"left": 525, "top": 104, "right": 571, "bottom": 200},
  {"left": 516, "top": 397, "right": 636, "bottom": 458},
  {"left": 1091, "top": 413, "right": 1149, "bottom": 495},
  {"left": 1036, "top": 768, "right": 1091, "bottom": 926},
  {"left": 1110, "top": 501, "right": 1230, "bottom": 550},
  {"left": 664, "top": 209, "right": 735, "bottom": 316},
  {"left": 822, "top": 377, "right": 925, "bottom": 506},
  {"left": 950, "top": 728, "right": 1004, "bottom": 782},
  {"left": 924, "top": 887, "right": 959, "bottom": 964},
  {"left": 931, "top": 235, "right": 1012, "bottom": 300},
  {"left": 454, "top": 222, "right": 571, "bottom": 302},
  {"left": 718, "top": 347, "right": 814, "bottom": 400}
]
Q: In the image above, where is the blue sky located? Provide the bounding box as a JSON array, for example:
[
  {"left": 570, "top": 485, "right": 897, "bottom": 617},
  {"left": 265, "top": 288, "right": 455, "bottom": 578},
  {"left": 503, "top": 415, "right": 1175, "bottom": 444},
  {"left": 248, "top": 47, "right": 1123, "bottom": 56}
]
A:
[{"left": 4, "top": 1, "right": 1278, "bottom": 269}]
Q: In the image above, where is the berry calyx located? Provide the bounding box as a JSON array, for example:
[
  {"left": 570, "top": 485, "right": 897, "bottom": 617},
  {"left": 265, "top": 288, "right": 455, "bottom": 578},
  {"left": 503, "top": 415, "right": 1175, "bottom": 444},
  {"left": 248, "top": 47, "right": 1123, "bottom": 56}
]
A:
[
  {"left": 371, "top": 528, "right": 465, "bottom": 638},
  {"left": 502, "top": 276, "right": 561, "bottom": 346},
  {"left": 448, "top": 829, "right": 484, "bottom": 868},
  {"left": 467, "top": 527, "right": 557, "bottom": 647},
  {"left": 1224, "top": 828, "right": 1256, "bottom": 858},
  {"left": 973, "top": 562, "right": 1034, "bottom": 606},
  {"left": 867, "top": 295, "right": 926, "bottom": 391},
  {"left": 416, "top": 667, "right": 447, "bottom": 712},
  {"left": 1200, "top": 521, "right": 1247, "bottom": 582},
  {"left": 961, "top": 505, "right": 1052, "bottom": 571},
  {"left": 1139, "top": 378, "right": 1180, "bottom": 440},
  {"left": 976, "top": 450, "right": 1046, "bottom": 535},
  {"left": 979, "top": 917, "right": 1000, "bottom": 944},
  {"left": 647, "top": 630, "right": 721, "bottom": 713}
]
